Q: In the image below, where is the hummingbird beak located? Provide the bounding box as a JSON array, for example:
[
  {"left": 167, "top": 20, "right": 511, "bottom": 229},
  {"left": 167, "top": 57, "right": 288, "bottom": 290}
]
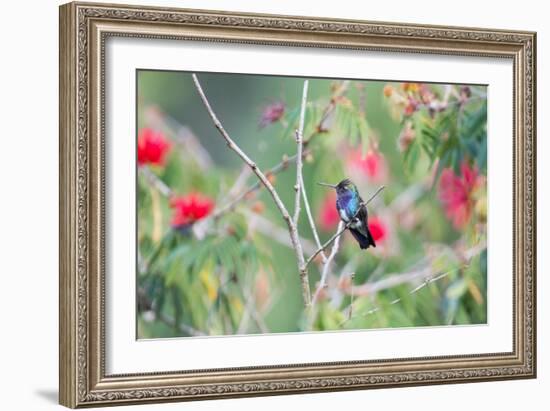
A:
[{"left": 317, "top": 182, "right": 337, "bottom": 189}]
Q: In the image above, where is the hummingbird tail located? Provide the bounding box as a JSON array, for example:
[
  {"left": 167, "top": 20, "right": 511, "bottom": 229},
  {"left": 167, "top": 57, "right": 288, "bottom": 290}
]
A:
[{"left": 349, "top": 227, "right": 376, "bottom": 249}]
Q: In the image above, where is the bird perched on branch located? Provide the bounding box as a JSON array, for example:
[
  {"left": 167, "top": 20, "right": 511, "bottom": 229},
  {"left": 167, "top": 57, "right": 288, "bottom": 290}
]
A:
[{"left": 318, "top": 179, "right": 376, "bottom": 249}]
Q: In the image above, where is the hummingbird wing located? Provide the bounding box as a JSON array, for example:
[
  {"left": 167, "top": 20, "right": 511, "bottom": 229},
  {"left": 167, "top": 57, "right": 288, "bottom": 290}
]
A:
[
  {"left": 349, "top": 227, "right": 375, "bottom": 249},
  {"left": 350, "top": 201, "right": 376, "bottom": 249}
]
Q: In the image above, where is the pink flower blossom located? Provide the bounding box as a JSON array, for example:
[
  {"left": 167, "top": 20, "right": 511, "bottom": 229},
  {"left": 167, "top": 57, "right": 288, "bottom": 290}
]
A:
[
  {"left": 438, "top": 161, "right": 483, "bottom": 229},
  {"left": 348, "top": 149, "right": 387, "bottom": 182}
]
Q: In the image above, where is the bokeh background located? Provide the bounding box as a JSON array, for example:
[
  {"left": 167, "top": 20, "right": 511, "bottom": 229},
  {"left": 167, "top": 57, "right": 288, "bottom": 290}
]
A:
[{"left": 136, "top": 71, "right": 487, "bottom": 338}]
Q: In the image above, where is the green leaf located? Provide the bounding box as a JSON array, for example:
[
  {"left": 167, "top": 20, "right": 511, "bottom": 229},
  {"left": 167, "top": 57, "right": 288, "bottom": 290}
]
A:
[
  {"left": 192, "top": 240, "right": 215, "bottom": 279},
  {"left": 404, "top": 141, "right": 420, "bottom": 174}
]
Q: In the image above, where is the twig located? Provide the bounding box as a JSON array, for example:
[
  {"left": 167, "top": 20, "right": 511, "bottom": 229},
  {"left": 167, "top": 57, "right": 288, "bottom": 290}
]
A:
[
  {"left": 226, "top": 165, "right": 252, "bottom": 200},
  {"left": 141, "top": 88, "right": 320, "bottom": 228},
  {"left": 351, "top": 266, "right": 433, "bottom": 296},
  {"left": 417, "top": 93, "right": 487, "bottom": 114},
  {"left": 346, "top": 267, "right": 459, "bottom": 322},
  {"left": 159, "top": 312, "right": 206, "bottom": 337},
  {"left": 338, "top": 240, "right": 487, "bottom": 325},
  {"left": 293, "top": 80, "right": 311, "bottom": 307},
  {"left": 305, "top": 185, "right": 385, "bottom": 268},
  {"left": 204, "top": 152, "right": 306, "bottom": 224},
  {"left": 311, "top": 221, "right": 344, "bottom": 306},
  {"left": 144, "top": 107, "right": 214, "bottom": 170},
  {"left": 139, "top": 166, "right": 172, "bottom": 197},
  {"left": 192, "top": 74, "right": 290, "bottom": 223},
  {"left": 241, "top": 209, "right": 317, "bottom": 255},
  {"left": 297, "top": 81, "right": 326, "bottom": 262},
  {"left": 305, "top": 80, "right": 350, "bottom": 143},
  {"left": 300, "top": 172, "right": 327, "bottom": 263},
  {"left": 348, "top": 240, "right": 486, "bottom": 297},
  {"left": 293, "top": 80, "right": 309, "bottom": 225},
  {"left": 137, "top": 286, "right": 206, "bottom": 337},
  {"left": 192, "top": 74, "right": 311, "bottom": 307},
  {"left": 237, "top": 288, "right": 269, "bottom": 334}
]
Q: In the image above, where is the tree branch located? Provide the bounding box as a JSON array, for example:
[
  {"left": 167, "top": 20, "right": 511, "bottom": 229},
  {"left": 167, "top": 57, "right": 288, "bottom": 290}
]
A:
[
  {"left": 144, "top": 107, "right": 214, "bottom": 171},
  {"left": 339, "top": 240, "right": 487, "bottom": 324},
  {"left": 311, "top": 220, "right": 344, "bottom": 306},
  {"left": 293, "top": 80, "right": 311, "bottom": 307},
  {"left": 350, "top": 242, "right": 485, "bottom": 297},
  {"left": 344, "top": 267, "right": 458, "bottom": 322},
  {"left": 137, "top": 286, "right": 206, "bottom": 337},
  {"left": 241, "top": 209, "right": 318, "bottom": 256},
  {"left": 300, "top": 171, "right": 327, "bottom": 262},
  {"left": 293, "top": 80, "right": 309, "bottom": 225},
  {"left": 305, "top": 80, "right": 350, "bottom": 144},
  {"left": 296, "top": 81, "right": 327, "bottom": 264},
  {"left": 192, "top": 74, "right": 292, "bottom": 223},
  {"left": 139, "top": 166, "right": 172, "bottom": 197},
  {"left": 203, "top": 152, "right": 307, "bottom": 225}
]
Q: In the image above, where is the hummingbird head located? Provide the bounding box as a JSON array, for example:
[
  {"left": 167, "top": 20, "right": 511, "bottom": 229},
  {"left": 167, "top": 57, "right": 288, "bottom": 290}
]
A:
[{"left": 318, "top": 178, "right": 357, "bottom": 196}]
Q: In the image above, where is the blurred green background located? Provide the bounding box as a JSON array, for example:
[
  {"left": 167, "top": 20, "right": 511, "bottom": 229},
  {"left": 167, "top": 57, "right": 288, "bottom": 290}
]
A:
[{"left": 136, "top": 70, "right": 488, "bottom": 338}]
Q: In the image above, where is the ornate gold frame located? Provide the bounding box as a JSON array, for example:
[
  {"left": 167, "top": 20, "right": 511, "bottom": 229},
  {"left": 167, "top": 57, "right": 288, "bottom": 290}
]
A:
[{"left": 59, "top": 1, "right": 536, "bottom": 408}]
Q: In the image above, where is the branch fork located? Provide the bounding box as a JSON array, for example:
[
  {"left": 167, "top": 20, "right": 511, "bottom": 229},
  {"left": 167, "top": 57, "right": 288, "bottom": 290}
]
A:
[{"left": 192, "top": 74, "right": 382, "bottom": 312}]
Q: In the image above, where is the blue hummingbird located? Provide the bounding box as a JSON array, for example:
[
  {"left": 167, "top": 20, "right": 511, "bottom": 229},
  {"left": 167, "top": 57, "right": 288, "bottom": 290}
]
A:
[{"left": 319, "top": 179, "right": 376, "bottom": 249}]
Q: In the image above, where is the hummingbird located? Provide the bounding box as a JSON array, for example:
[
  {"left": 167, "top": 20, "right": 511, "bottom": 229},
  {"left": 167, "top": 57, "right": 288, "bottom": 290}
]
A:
[{"left": 319, "top": 178, "right": 376, "bottom": 249}]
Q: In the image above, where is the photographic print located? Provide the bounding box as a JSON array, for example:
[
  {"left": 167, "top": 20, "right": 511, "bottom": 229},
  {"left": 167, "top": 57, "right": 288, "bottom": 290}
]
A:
[{"left": 136, "top": 71, "right": 488, "bottom": 339}]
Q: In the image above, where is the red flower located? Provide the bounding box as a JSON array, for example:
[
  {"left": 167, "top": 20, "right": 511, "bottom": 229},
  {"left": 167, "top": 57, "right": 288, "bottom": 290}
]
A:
[
  {"left": 170, "top": 193, "right": 214, "bottom": 228},
  {"left": 137, "top": 128, "right": 171, "bottom": 166},
  {"left": 259, "top": 101, "right": 285, "bottom": 129},
  {"left": 438, "top": 161, "right": 483, "bottom": 229},
  {"left": 348, "top": 149, "right": 387, "bottom": 182},
  {"left": 368, "top": 216, "right": 387, "bottom": 242},
  {"left": 319, "top": 191, "right": 339, "bottom": 231}
]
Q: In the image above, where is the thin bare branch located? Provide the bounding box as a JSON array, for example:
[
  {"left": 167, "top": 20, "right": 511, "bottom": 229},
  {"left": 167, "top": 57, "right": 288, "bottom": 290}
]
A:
[
  {"left": 192, "top": 73, "right": 311, "bottom": 307},
  {"left": 311, "top": 221, "right": 344, "bottom": 306},
  {"left": 159, "top": 312, "right": 206, "bottom": 337},
  {"left": 338, "top": 240, "right": 487, "bottom": 325},
  {"left": 293, "top": 80, "right": 309, "bottom": 225},
  {"left": 144, "top": 107, "right": 214, "bottom": 170},
  {"left": 139, "top": 166, "right": 172, "bottom": 197},
  {"left": 305, "top": 80, "right": 350, "bottom": 143},
  {"left": 137, "top": 286, "right": 205, "bottom": 337},
  {"left": 293, "top": 79, "right": 311, "bottom": 307},
  {"left": 348, "top": 240, "right": 486, "bottom": 297},
  {"left": 241, "top": 209, "right": 317, "bottom": 256},
  {"left": 305, "top": 185, "right": 385, "bottom": 268},
  {"left": 296, "top": 79, "right": 326, "bottom": 263},
  {"left": 237, "top": 288, "right": 269, "bottom": 334},
  {"left": 207, "top": 152, "right": 305, "bottom": 223},
  {"left": 300, "top": 173, "right": 327, "bottom": 262},
  {"left": 226, "top": 165, "right": 252, "bottom": 200},
  {"left": 192, "top": 74, "right": 292, "bottom": 223},
  {"left": 347, "top": 267, "right": 459, "bottom": 322}
]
